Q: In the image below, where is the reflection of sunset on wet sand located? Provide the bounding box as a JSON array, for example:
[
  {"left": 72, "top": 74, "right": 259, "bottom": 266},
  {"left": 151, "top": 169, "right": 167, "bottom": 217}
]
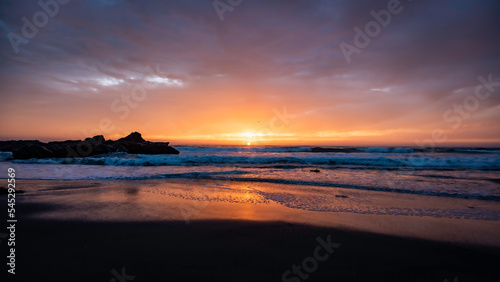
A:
[{"left": 15, "top": 179, "right": 500, "bottom": 247}]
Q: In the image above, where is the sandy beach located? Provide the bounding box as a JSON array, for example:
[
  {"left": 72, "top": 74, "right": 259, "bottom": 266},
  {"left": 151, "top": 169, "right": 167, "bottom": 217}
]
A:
[{"left": 2, "top": 179, "right": 499, "bottom": 281}]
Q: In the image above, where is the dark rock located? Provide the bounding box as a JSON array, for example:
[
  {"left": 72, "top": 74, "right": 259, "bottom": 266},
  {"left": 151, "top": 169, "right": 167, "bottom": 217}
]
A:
[
  {"left": 0, "top": 132, "right": 179, "bottom": 159},
  {"left": 0, "top": 140, "right": 43, "bottom": 152},
  {"left": 122, "top": 142, "right": 178, "bottom": 155},
  {"left": 47, "top": 140, "right": 82, "bottom": 145},
  {"left": 13, "top": 145, "right": 54, "bottom": 159},
  {"left": 85, "top": 135, "right": 105, "bottom": 144},
  {"left": 118, "top": 132, "right": 145, "bottom": 143}
]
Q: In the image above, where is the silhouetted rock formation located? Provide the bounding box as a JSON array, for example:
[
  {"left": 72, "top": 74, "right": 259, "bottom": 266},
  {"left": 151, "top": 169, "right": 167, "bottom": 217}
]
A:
[
  {"left": 118, "top": 131, "right": 145, "bottom": 143},
  {"left": 0, "top": 132, "right": 179, "bottom": 159},
  {"left": 0, "top": 140, "right": 43, "bottom": 152}
]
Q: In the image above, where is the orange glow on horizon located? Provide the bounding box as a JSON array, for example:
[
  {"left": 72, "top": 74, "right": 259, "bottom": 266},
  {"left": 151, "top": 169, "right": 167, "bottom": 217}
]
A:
[
  {"left": 1, "top": 73, "right": 499, "bottom": 147},
  {"left": 2, "top": 129, "right": 500, "bottom": 147}
]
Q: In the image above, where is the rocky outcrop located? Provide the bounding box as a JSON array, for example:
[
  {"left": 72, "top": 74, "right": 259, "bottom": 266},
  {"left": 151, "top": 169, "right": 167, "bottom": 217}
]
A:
[
  {"left": 0, "top": 132, "right": 179, "bottom": 159},
  {"left": 0, "top": 140, "right": 43, "bottom": 152},
  {"left": 118, "top": 132, "right": 145, "bottom": 143}
]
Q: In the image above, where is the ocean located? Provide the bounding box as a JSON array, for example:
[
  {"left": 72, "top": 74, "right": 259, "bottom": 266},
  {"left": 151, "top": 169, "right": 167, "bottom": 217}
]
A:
[{"left": 1, "top": 146, "right": 499, "bottom": 202}]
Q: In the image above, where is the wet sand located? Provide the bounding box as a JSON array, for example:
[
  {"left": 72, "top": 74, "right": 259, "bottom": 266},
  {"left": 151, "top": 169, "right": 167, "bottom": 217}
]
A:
[{"left": 1, "top": 179, "right": 500, "bottom": 281}]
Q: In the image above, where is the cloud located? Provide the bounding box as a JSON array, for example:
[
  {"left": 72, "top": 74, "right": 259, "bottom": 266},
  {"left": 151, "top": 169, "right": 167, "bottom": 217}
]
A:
[{"left": 0, "top": 0, "right": 499, "bottom": 144}]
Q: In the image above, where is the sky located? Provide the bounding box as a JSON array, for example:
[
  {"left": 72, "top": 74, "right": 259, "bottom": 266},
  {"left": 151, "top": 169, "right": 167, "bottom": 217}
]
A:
[{"left": 0, "top": 0, "right": 499, "bottom": 146}]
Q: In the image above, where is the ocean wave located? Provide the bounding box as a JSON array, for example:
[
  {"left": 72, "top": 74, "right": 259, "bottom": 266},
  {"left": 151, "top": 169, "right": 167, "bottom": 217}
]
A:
[
  {"left": 453, "top": 148, "right": 500, "bottom": 154},
  {"left": 11, "top": 151, "right": 500, "bottom": 169},
  {"left": 0, "top": 151, "right": 13, "bottom": 161}
]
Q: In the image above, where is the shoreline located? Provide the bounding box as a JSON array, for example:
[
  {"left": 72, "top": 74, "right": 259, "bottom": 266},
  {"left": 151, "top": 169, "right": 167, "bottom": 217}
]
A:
[{"left": 7, "top": 178, "right": 500, "bottom": 247}]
